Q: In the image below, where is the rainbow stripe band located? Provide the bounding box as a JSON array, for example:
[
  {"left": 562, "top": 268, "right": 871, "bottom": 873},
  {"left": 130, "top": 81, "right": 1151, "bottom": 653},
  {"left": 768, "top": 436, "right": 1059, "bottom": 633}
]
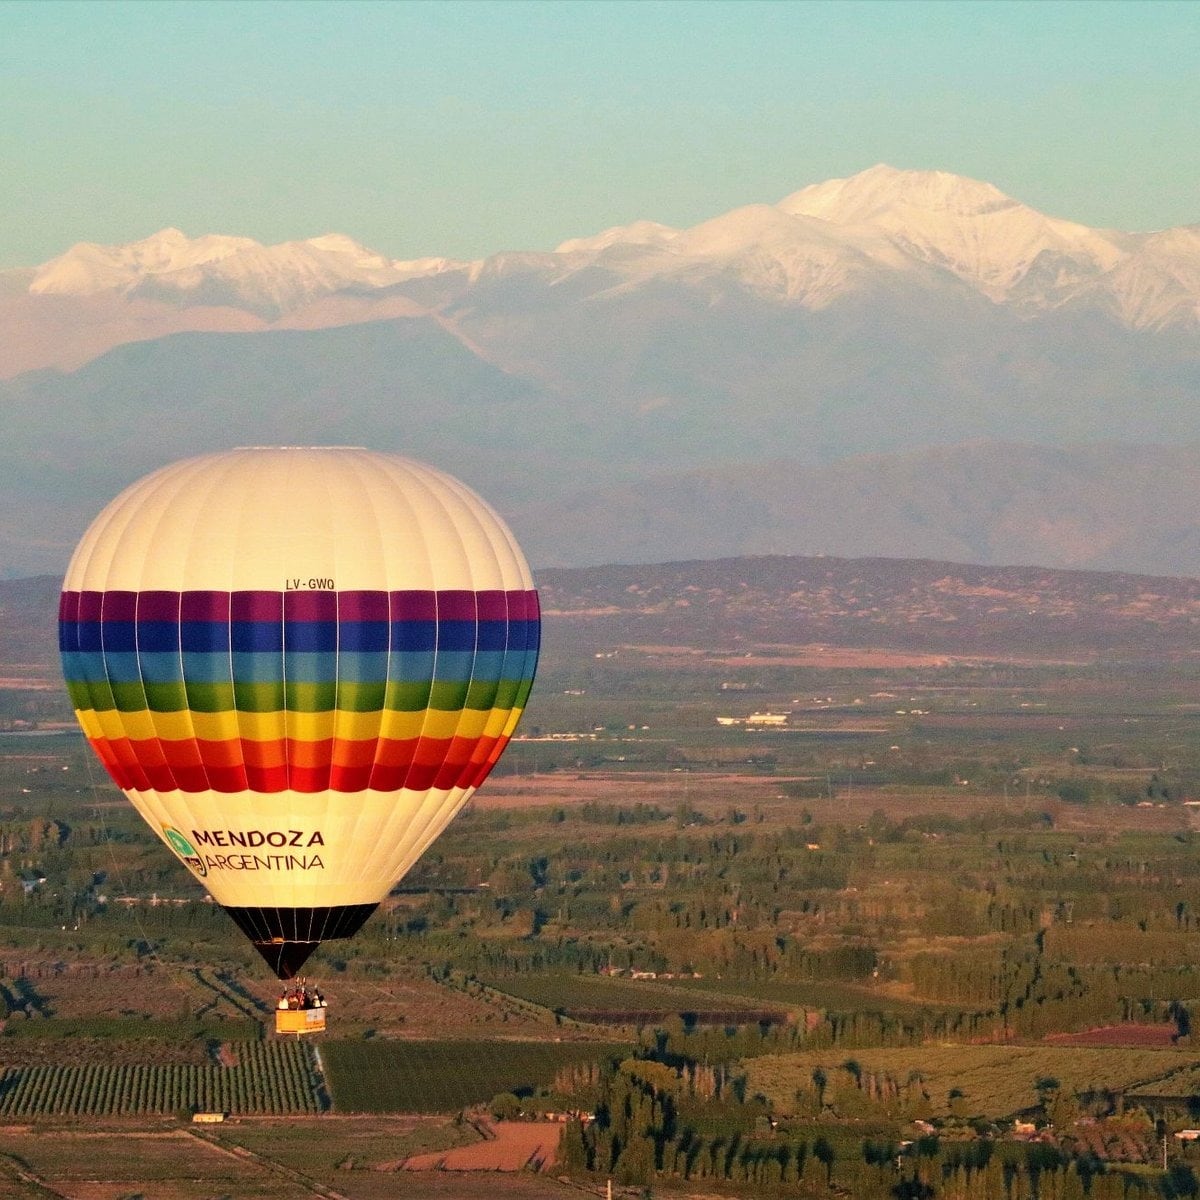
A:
[{"left": 59, "top": 589, "right": 539, "bottom": 795}]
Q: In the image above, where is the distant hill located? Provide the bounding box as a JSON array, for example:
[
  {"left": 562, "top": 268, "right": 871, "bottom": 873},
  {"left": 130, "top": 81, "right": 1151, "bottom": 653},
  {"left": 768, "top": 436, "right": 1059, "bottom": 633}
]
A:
[
  {"left": 512, "top": 442, "right": 1200, "bottom": 577},
  {"left": 537, "top": 554, "right": 1200, "bottom": 661},
  {"left": 0, "top": 575, "right": 60, "bottom": 684},
  {"left": 8, "top": 556, "right": 1200, "bottom": 693}
]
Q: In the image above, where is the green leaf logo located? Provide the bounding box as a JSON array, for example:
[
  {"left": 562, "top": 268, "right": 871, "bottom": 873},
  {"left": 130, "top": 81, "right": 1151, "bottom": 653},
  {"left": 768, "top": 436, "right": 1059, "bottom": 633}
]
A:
[{"left": 163, "top": 826, "right": 196, "bottom": 857}]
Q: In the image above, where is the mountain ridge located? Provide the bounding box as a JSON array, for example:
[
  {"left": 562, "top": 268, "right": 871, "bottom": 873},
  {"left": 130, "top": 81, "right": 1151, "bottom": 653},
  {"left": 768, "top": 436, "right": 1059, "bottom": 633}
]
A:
[
  {"left": 3, "top": 164, "right": 1199, "bottom": 378},
  {"left": 2, "top": 166, "right": 1199, "bottom": 580}
]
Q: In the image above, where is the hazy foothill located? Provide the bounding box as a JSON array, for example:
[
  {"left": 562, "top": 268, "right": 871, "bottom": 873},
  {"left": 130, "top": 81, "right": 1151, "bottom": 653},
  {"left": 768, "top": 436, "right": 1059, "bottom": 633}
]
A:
[{"left": 4, "top": 166, "right": 1200, "bottom": 580}]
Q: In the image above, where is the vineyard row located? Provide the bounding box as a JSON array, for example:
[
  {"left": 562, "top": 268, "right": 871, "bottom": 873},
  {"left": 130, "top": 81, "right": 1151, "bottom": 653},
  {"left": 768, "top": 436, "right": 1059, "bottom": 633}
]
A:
[{"left": 0, "top": 1042, "right": 323, "bottom": 1117}]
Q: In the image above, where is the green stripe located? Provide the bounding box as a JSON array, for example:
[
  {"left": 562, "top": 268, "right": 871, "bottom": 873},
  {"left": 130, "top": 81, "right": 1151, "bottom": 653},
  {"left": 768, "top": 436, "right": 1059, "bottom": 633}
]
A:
[
  {"left": 187, "top": 681, "right": 237, "bottom": 713},
  {"left": 284, "top": 681, "right": 337, "bottom": 713},
  {"left": 232, "top": 681, "right": 284, "bottom": 713},
  {"left": 111, "top": 681, "right": 148, "bottom": 712},
  {"left": 428, "top": 680, "right": 469, "bottom": 711},
  {"left": 491, "top": 679, "right": 521, "bottom": 710},
  {"left": 465, "top": 678, "right": 502, "bottom": 710},
  {"left": 334, "top": 681, "right": 388, "bottom": 712},
  {"left": 143, "top": 681, "right": 189, "bottom": 711},
  {"left": 75, "top": 677, "right": 534, "bottom": 719},
  {"left": 384, "top": 680, "right": 433, "bottom": 712}
]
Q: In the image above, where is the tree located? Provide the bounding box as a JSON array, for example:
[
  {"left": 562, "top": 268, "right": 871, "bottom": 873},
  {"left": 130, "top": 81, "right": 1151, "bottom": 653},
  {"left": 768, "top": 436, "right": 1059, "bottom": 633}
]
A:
[
  {"left": 558, "top": 1118, "right": 588, "bottom": 1172},
  {"left": 489, "top": 1091, "right": 522, "bottom": 1120}
]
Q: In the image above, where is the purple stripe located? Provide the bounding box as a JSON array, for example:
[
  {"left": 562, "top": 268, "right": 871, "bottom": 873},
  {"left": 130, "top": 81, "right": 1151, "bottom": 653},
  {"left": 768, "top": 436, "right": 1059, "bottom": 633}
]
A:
[
  {"left": 437, "top": 591, "right": 477, "bottom": 621},
  {"left": 285, "top": 591, "right": 338, "bottom": 621},
  {"left": 475, "top": 590, "right": 510, "bottom": 621},
  {"left": 181, "top": 591, "right": 230, "bottom": 621},
  {"left": 102, "top": 591, "right": 138, "bottom": 621},
  {"left": 135, "top": 591, "right": 180, "bottom": 621},
  {"left": 506, "top": 588, "right": 530, "bottom": 619},
  {"left": 77, "top": 593, "right": 104, "bottom": 621},
  {"left": 61, "top": 588, "right": 539, "bottom": 619},
  {"left": 339, "top": 591, "right": 391, "bottom": 621},
  {"left": 391, "top": 591, "right": 438, "bottom": 621},
  {"left": 232, "top": 591, "right": 283, "bottom": 622}
]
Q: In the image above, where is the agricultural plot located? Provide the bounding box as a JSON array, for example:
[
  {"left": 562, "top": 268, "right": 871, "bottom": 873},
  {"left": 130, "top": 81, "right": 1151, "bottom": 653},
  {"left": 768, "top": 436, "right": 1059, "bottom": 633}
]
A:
[
  {"left": 321, "top": 1038, "right": 625, "bottom": 1113},
  {"left": 0, "top": 1128, "right": 317, "bottom": 1199},
  {"left": 219, "top": 1115, "right": 480, "bottom": 1175},
  {"left": 0, "top": 1040, "right": 322, "bottom": 1117},
  {"left": 665, "top": 975, "right": 955, "bottom": 1015},
  {"left": 747, "top": 1044, "right": 1200, "bottom": 1119},
  {"left": 1128, "top": 1061, "right": 1200, "bottom": 1098},
  {"left": 484, "top": 972, "right": 778, "bottom": 1023}
]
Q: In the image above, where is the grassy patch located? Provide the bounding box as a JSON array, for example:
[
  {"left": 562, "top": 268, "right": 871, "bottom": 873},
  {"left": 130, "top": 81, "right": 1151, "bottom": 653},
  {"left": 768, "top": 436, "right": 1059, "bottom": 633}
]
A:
[
  {"left": 482, "top": 973, "right": 773, "bottom": 1019},
  {"left": 746, "top": 1044, "right": 1199, "bottom": 1120},
  {"left": 321, "top": 1038, "right": 626, "bottom": 1113},
  {"left": 3, "top": 1016, "right": 260, "bottom": 1040}
]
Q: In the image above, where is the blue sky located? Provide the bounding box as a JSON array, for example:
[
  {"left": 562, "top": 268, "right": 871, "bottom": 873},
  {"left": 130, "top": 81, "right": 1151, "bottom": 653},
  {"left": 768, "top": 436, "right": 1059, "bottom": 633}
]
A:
[{"left": 2, "top": 0, "right": 1198, "bottom": 267}]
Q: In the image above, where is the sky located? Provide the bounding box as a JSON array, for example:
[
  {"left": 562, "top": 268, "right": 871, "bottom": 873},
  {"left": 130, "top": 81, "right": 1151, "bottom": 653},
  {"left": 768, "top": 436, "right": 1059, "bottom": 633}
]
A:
[{"left": 2, "top": 0, "right": 1199, "bottom": 269}]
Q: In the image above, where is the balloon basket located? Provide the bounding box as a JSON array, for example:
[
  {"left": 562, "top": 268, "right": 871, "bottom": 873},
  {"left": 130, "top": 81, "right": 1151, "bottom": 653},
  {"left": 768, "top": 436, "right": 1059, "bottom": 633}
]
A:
[{"left": 275, "top": 1007, "right": 326, "bottom": 1036}]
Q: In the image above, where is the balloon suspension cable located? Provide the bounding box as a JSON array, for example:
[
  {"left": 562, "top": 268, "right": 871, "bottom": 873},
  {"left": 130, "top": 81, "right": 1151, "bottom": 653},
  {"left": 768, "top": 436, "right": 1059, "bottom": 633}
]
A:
[{"left": 80, "top": 745, "right": 201, "bottom": 1011}]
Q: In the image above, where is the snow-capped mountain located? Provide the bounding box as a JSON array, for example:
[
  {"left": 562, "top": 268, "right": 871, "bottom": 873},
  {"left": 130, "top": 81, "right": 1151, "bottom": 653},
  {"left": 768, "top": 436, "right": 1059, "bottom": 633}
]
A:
[
  {"left": 777, "top": 165, "right": 1130, "bottom": 301},
  {"left": 9, "top": 165, "right": 1200, "bottom": 338},
  {"left": 528, "top": 165, "right": 1196, "bottom": 326},
  {"left": 3, "top": 164, "right": 1200, "bottom": 581},
  {"left": 26, "top": 227, "right": 461, "bottom": 318}
]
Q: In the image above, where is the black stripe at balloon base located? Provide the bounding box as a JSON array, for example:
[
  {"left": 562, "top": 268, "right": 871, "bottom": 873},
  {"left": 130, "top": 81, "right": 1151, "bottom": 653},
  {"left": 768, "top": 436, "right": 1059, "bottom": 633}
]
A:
[{"left": 220, "top": 903, "right": 379, "bottom": 980}]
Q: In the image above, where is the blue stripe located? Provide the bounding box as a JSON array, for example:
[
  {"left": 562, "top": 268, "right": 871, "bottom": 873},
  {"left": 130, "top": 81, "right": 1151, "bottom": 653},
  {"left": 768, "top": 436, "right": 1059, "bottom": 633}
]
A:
[
  {"left": 283, "top": 621, "right": 338, "bottom": 653},
  {"left": 138, "top": 650, "right": 184, "bottom": 685},
  {"left": 181, "top": 650, "right": 233, "bottom": 684},
  {"left": 337, "top": 621, "right": 390, "bottom": 652},
  {"left": 282, "top": 650, "right": 337, "bottom": 682},
  {"left": 180, "top": 621, "right": 230, "bottom": 653}
]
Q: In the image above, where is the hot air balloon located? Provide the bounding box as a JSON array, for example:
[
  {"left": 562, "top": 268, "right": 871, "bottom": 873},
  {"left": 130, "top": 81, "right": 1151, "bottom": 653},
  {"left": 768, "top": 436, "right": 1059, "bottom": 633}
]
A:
[{"left": 59, "top": 448, "right": 539, "bottom": 1003}]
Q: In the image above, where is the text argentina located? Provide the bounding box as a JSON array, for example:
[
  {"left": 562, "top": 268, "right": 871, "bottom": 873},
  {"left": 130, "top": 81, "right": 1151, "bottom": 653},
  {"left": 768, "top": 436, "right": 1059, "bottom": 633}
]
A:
[{"left": 203, "top": 852, "right": 325, "bottom": 872}]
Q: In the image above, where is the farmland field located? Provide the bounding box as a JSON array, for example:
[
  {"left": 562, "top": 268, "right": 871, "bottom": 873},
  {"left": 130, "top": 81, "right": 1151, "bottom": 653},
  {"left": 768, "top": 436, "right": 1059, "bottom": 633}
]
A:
[
  {"left": 0, "top": 1119, "right": 584, "bottom": 1200},
  {"left": 746, "top": 1044, "right": 1200, "bottom": 1119},
  {"left": 0, "top": 1127, "right": 309, "bottom": 1199},
  {"left": 0, "top": 1040, "right": 322, "bottom": 1117},
  {"left": 320, "top": 1038, "right": 627, "bottom": 1113},
  {"left": 483, "top": 971, "right": 780, "bottom": 1020},
  {"left": 664, "top": 974, "right": 959, "bottom": 1015},
  {"left": 217, "top": 1114, "right": 481, "bottom": 1174}
]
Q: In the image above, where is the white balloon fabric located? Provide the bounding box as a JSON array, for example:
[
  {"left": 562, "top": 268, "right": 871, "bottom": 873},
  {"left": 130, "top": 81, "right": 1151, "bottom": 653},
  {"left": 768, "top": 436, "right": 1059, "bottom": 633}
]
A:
[{"left": 59, "top": 448, "right": 539, "bottom": 976}]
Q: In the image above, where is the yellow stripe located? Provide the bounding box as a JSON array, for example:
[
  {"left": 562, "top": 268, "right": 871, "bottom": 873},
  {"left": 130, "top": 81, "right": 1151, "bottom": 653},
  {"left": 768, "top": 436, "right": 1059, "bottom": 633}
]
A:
[
  {"left": 94, "top": 708, "right": 134, "bottom": 741},
  {"left": 498, "top": 706, "right": 525, "bottom": 739},
  {"left": 230, "top": 711, "right": 286, "bottom": 741},
  {"left": 331, "top": 709, "right": 385, "bottom": 741},
  {"left": 148, "top": 710, "right": 197, "bottom": 740},
  {"left": 279, "top": 710, "right": 337, "bottom": 741},
  {"left": 449, "top": 708, "right": 492, "bottom": 740},
  {"left": 77, "top": 704, "right": 524, "bottom": 745},
  {"left": 377, "top": 709, "right": 431, "bottom": 741},
  {"left": 190, "top": 710, "right": 245, "bottom": 741},
  {"left": 480, "top": 706, "right": 518, "bottom": 739}
]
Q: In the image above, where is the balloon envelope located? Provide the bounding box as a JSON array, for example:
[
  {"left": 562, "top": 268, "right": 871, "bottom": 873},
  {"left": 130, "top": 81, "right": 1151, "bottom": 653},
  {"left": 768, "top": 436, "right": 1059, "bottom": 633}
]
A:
[{"left": 59, "top": 448, "right": 539, "bottom": 976}]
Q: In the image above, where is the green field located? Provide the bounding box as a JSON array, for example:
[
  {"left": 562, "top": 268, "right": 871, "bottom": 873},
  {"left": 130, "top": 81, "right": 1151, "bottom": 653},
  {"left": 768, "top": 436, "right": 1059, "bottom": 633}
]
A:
[
  {"left": 482, "top": 972, "right": 775, "bottom": 1018},
  {"left": 0, "top": 1041, "right": 321, "bottom": 1116},
  {"left": 320, "top": 1038, "right": 626, "bottom": 1113},
  {"left": 665, "top": 975, "right": 957, "bottom": 1015},
  {"left": 746, "top": 1044, "right": 1200, "bottom": 1120},
  {"left": 4, "top": 1016, "right": 261, "bottom": 1041}
]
